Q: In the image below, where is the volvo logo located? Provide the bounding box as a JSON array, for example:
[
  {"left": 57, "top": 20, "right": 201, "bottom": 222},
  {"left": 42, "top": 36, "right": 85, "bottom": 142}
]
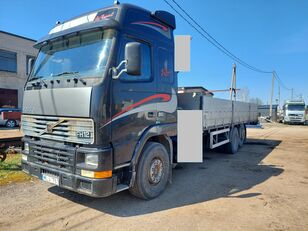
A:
[{"left": 39, "top": 119, "right": 65, "bottom": 136}]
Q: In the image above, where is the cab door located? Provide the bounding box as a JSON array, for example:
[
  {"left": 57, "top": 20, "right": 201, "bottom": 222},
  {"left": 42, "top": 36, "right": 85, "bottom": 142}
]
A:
[{"left": 111, "top": 36, "right": 157, "bottom": 166}]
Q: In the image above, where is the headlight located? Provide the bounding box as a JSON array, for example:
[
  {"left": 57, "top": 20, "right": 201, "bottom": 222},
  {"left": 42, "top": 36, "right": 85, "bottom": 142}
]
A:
[
  {"left": 85, "top": 154, "right": 98, "bottom": 167},
  {"left": 24, "top": 142, "right": 29, "bottom": 154},
  {"left": 22, "top": 154, "right": 28, "bottom": 161}
]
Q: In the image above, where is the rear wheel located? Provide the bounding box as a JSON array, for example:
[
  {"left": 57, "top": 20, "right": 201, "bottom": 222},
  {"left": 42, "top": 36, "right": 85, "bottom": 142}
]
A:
[
  {"left": 129, "top": 142, "right": 170, "bottom": 200},
  {"left": 224, "top": 127, "right": 239, "bottom": 154},
  {"left": 6, "top": 120, "right": 16, "bottom": 128},
  {"left": 238, "top": 124, "right": 246, "bottom": 147}
]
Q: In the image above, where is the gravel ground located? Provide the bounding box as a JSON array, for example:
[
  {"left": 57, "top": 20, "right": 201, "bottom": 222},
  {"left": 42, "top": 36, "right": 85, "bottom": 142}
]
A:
[{"left": 0, "top": 123, "right": 307, "bottom": 231}]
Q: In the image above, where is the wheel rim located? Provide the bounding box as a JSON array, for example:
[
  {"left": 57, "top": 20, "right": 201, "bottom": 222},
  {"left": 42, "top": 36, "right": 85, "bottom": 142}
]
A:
[
  {"left": 233, "top": 130, "right": 239, "bottom": 150},
  {"left": 148, "top": 158, "right": 163, "bottom": 185},
  {"left": 7, "top": 121, "right": 15, "bottom": 127}
]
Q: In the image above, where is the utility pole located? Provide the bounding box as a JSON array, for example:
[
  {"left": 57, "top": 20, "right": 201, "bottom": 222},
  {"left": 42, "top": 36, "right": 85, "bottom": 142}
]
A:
[
  {"left": 269, "top": 71, "right": 275, "bottom": 120},
  {"left": 230, "top": 63, "right": 237, "bottom": 101},
  {"left": 278, "top": 84, "right": 281, "bottom": 110},
  {"left": 230, "top": 64, "right": 236, "bottom": 125}
]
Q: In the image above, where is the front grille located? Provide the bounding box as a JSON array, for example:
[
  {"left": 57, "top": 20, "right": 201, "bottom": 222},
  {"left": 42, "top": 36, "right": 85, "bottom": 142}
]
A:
[
  {"left": 289, "top": 118, "right": 303, "bottom": 121},
  {"left": 41, "top": 169, "right": 60, "bottom": 176},
  {"left": 21, "top": 115, "right": 94, "bottom": 144},
  {"left": 31, "top": 142, "right": 75, "bottom": 173}
]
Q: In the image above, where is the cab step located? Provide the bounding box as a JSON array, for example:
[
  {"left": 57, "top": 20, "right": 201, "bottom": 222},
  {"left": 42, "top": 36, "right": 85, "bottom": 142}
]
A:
[{"left": 116, "top": 184, "right": 129, "bottom": 193}]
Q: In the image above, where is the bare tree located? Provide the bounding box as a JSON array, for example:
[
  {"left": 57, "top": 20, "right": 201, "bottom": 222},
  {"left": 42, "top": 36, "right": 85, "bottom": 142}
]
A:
[
  {"left": 237, "top": 87, "right": 250, "bottom": 102},
  {"left": 250, "top": 97, "right": 263, "bottom": 105}
]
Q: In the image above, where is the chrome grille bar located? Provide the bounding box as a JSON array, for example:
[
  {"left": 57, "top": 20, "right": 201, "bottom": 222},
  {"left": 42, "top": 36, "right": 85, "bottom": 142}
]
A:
[{"left": 21, "top": 115, "right": 94, "bottom": 144}]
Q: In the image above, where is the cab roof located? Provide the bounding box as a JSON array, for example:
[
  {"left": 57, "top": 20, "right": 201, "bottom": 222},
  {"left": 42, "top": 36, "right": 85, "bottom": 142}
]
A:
[{"left": 34, "top": 3, "right": 175, "bottom": 49}]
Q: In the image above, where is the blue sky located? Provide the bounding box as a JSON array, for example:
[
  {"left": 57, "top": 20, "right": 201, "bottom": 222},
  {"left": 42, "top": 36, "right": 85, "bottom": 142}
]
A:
[{"left": 1, "top": 0, "right": 307, "bottom": 105}]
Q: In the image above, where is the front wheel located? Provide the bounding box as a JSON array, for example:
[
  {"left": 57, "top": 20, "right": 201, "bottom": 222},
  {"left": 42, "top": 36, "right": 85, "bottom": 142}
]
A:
[{"left": 129, "top": 142, "right": 170, "bottom": 200}]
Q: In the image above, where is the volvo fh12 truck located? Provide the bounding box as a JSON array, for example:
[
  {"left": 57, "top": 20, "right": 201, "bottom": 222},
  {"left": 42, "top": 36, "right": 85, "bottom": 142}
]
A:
[
  {"left": 21, "top": 2, "right": 258, "bottom": 199},
  {"left": 282, "top": 100, "right": 306, "bottom": 124}
]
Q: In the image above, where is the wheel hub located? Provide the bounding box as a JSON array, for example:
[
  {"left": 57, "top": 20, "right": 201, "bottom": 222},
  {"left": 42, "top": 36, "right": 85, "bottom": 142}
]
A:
[
  {"left": 7, "top": 121, "right": 15, "bottom": 127},
  {"left": 149, "top": 158, "right": 163, "bottom": 184}
]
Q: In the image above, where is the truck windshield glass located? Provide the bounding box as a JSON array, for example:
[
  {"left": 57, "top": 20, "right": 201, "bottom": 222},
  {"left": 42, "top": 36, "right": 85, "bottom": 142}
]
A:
[
  {"left": 30, "top": 29, "right": 115, "bottom": 80},
  {"left": 287, "top": 105, "right": 305, "bottom": 111}
]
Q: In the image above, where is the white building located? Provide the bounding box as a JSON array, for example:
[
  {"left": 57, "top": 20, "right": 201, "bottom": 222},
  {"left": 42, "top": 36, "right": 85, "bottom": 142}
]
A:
[{"left": 0, "top": 31, "right": 37, "bottom": 108}]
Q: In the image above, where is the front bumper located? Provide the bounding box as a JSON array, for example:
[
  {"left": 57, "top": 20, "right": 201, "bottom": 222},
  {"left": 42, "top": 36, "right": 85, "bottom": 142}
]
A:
[
  {"left": 21, "top": 138, "right": 117, "bottom": 197},
  {"left": 284, "top": 117, "right": 305, "bottom": 124},
  {"left": 22, "top": 161, "right": 117, "bottom": 197}
]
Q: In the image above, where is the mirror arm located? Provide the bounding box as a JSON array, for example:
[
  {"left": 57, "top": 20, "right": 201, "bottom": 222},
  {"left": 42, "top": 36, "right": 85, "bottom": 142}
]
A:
[
  {"left": 113, "top": 68, "right": 127, "bottom": 79},
  {"left": 116, "top": 60, "right": 127, "bottom": 70},
  {"left": 112, "top": 60, "right": 127, "bottom": 79}
]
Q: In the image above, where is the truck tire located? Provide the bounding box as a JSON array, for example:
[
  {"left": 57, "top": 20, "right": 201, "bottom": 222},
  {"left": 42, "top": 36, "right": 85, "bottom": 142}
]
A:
[
  {"left": 238, "top": 124, "right": 246, "bottom": 147},
  {"left": 6, "top": 120, "right": 16, "bottom": 128},
  {"left": 224, "top": 127, "right": 239, "bottom": 154},
  {"left": 129, "top": 142, "right": 170, "bottom": 200}
]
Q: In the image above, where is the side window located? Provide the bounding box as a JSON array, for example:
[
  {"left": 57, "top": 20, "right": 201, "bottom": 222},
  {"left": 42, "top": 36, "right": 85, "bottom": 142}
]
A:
[
  {"left": 0, "top": 49, "right": 17, "bottom": 73},
  {"left": 158, "top": 47, "right": 173, "bottom": 83},
  {"left": 120, "top": 40, "right": 152, "bottom": 81}
]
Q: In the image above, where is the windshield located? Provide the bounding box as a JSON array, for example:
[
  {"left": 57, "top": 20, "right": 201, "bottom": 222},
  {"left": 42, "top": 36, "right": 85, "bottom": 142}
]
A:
[
  {"left": 287, "top": 105, "right": 305, "bottom": 111},
  {"left": 30, "top": 29, "right": 115, "bottom": 80}
]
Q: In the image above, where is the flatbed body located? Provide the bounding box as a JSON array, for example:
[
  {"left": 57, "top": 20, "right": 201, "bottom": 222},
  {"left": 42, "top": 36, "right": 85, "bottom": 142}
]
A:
[{"left": 178, "top": 90, "right": 258, "bottom": 130}]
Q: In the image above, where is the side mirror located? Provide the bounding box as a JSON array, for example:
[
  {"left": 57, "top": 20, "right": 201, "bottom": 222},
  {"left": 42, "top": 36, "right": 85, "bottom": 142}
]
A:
[
  {"left": 27, "top": 58, "right": 35, "bottom": 75},
  {"left": 125, "top": 42, "right": 141, "bottom": 76}
]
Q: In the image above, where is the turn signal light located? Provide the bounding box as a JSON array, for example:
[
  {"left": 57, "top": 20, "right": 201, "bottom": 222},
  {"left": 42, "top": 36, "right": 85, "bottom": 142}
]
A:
[{"left": 81, "top": 170, "right": 112, "bottom": 179}]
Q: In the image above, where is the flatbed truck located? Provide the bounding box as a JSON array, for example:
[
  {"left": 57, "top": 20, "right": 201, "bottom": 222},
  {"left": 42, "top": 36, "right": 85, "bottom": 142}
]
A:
[{"left": 21, "top": 2, "right": 258, "bottom": 199}]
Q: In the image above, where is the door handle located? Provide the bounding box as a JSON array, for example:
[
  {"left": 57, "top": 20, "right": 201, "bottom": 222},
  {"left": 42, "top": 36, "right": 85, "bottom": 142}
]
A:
[{"left": 147, "top": 112, "right": 155, "bottom": 118}]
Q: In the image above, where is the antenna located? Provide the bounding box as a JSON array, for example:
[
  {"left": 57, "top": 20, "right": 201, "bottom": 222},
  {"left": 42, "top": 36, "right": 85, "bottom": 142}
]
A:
[{"left": 114, "top": 0, "right": 120, "bottom": 4}]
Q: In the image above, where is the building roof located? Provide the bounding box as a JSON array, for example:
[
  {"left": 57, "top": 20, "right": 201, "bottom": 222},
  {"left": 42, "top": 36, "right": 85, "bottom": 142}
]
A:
[
  {"left": 0, "top": 30, "right": 36, "bottom": 42},
  {"left": 178, "top": 86, "right": 214, "bottom": 96},
  {"left": 258, "top": 105, "right": 278, "bottom": 109}
]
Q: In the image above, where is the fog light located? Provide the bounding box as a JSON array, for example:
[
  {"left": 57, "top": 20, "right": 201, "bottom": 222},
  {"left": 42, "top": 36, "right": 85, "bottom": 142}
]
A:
[
  {"left": 24, "top": 142, "right": 29, "bottom": 154},
  {"left": 81, "top": 170, "right": 112, "bottom": 179},
  {"left": 22, "top": 154, "right": 28, "bottom": 161}
]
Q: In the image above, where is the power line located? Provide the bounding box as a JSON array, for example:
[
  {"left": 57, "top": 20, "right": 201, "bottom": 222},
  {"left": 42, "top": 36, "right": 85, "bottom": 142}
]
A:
[
  {"left": 163, "top": 0, "right": 295, "bottom": 98},
  {"left": 273, "top": 71, "right": 292, "bottom": 91},
  {"left": 163, "top": 0, "right": 273, "bottom": 74},
  {"left": 162, "top": 0, "right": 243, "bottom": 67}
]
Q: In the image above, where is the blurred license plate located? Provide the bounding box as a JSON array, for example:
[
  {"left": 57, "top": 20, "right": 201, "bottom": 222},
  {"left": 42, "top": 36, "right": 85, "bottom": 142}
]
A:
[{"left": 42, "top": 173, "right": 59, "bottom": 186}]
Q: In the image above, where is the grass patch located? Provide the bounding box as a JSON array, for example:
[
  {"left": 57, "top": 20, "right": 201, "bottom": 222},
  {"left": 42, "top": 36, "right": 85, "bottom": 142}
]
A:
[{"left": 0, "top": 154, "right": 32, "bottom": 185}]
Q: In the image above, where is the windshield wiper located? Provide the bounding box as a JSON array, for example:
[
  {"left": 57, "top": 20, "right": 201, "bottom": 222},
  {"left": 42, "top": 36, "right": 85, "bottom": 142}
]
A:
[
  {"left": 29, "top": 76, "right": 43, "bottom": 82},
  {"left": 73, "top": 77, "right": 87, "bottom": 85},
  {"left": 28, "top": 76, "right": 48, "bottom": 88},
  {"left": 53, "top": 71, "right": 86, "bottom": 85},
  {"left": 53, "top": 71, "right": 79, "bottom": 77}
]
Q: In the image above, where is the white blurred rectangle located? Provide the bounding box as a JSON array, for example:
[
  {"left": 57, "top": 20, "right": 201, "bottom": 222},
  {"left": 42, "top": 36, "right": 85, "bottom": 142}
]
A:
[
  {"left": 175, "top": 35, "right": 191, "bottom": 72},
  {"left": 177, "top": 110, "right": 203, "bottom": 162}
]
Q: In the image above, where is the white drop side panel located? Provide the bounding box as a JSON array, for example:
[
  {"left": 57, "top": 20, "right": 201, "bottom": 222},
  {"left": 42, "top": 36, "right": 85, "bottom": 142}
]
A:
[
  {"left": 174, "top": 35, "right": 191, "bottom": 72},
  {"left": 177, "top": 110, "right": 203, "bottom": 163}
]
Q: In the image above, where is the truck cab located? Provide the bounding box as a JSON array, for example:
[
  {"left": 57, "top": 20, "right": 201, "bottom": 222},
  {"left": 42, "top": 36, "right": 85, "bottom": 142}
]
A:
[
  {"left": 282, "top": 100, "right": 306, "bottom": 124},
  {"left": 22, "top": 3, "right": 177, "bottom": 199}
]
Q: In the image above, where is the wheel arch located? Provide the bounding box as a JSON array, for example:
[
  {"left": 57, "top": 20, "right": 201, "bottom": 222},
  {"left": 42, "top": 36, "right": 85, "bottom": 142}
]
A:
[{"left": 129, "top": 123, "right": 176, "bottom": 187}]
